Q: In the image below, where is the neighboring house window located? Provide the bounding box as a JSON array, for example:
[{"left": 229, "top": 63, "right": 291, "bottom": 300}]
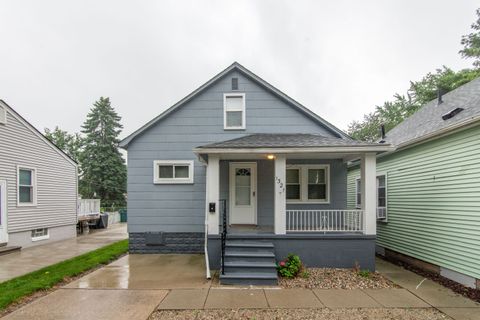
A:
[
  {"left": 224, "top": 93, "right": 246, "bottom": 130},
  {"left": 18, "top": 167, "right": 36, "bottom": 206},
  {"left": 286, "top": 169, "right": 301, "bottom": 200},
  {"left": 153, "top": 160, "right": 194, "bottom": 184},
  {"left": 377, "top": 175, "right": 387, "bottom": 219},
  {"left": 286, "top": 165, "right": 329, "bottom": 203},
  {"left": 355, "top": 174, "right": 387, "bottom": 220},
  {"left": 31, "top": 228, "right": 49, "bottom": 241}
]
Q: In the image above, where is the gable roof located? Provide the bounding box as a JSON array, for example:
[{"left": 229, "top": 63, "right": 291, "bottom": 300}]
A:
[
  {"left": 119, "top": 62, "right": 350, "bottom": 148},
  {"left": 383, "top": 76, "right": 480, "bottom": 149},
  {"left": 0, "top": 100, "right": 77, "bottom": 167}
]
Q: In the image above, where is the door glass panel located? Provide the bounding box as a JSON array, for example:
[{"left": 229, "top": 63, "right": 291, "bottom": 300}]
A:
[{"left": 235, "top": 168, "right": 251, "bottom": 205}]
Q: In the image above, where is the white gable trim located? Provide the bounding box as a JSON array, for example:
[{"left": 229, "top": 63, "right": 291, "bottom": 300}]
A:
[
  {"left": 119, "top": 62, "right": 350, "bottom": 148},
  {"left": 0, "top": 100, "right": 77, "bottom": 167}
]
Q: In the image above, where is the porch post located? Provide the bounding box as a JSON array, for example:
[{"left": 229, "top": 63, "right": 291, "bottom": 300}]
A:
[
  {"left": 206, "top": 155, "right": 220, "bottom": 235},
  {"left": 360, "top": 152, "right": 376, "bottom": 235},
  {"left": 274, "top": 154, "right": 286, "bottom": 234}
]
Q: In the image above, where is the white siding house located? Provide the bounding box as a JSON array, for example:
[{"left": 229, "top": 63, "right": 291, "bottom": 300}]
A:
[{"left": 0, "top": 100, "right": 78, "bottom": 248}]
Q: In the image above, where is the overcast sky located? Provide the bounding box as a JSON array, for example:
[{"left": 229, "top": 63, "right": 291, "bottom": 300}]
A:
[{"left": 0, "top": 1, "right": 478, "bottom": 139}]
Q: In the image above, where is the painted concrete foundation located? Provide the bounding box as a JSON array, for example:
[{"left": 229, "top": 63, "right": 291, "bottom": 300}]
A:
[
  {"left": 129, "top": 232, "right": 204, "bottom": 253},
  {"left": 208, "top": 234, "right": 376, "bottom": 271},
  {"left": 8, "top": 224, "right": 76, "bottom": 248}
]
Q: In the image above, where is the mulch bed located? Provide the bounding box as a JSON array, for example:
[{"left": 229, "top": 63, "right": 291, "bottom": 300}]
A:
[
  {"left": 379, "top": 255, "right": 480, "bottom": 303},
  {"left": 279, "top": 267, "right": 399, "bottom": 289}
]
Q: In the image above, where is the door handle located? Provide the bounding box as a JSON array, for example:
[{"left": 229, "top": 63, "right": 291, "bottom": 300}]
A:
[{"left": 253, "top": 191, "right": 256, "bottom": 197}]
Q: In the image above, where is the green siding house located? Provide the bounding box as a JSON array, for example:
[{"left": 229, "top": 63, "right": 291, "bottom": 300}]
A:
[{"left": 347, "top": 77, "right": 480, "bottom": 289}]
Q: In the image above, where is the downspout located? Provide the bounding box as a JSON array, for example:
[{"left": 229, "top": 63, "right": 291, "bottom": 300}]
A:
[{"left": 200, "top": 154, "right": 211, "bottom": 279}]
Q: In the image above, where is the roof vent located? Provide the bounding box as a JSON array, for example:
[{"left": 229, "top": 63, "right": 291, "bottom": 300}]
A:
[
  {"left": 442, "top": 107, "right": 464, "bottom": 121},
  {"left": 232, "top": 78, "right": 238, "bottom": 90},
  {"left": 437, "top": 87, "right": 446, "bottom": 105},
  {"left": 378, "top": 124, "right": 386, "bottom": 143}
]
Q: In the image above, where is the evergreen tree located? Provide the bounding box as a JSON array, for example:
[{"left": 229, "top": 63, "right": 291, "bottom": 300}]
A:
[{"left": 79, "top": 97, "right": 126, "bottom": 207}]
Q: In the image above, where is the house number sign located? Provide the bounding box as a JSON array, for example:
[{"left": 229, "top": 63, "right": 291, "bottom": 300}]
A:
[{"left": 275, "top": 176, "right": 285, "bottom": 194}]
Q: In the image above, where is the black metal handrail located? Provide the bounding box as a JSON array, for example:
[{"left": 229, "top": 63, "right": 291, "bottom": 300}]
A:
[{"left": 220, "top": 199, "right": 227, "bottom": 275}]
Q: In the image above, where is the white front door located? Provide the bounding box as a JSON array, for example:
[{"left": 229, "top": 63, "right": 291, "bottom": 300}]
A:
[
  {"left": 0, "top": 180, "right": 8, "bottom": 244},
  {"left": 229, "top": 163, "right": 257, "bottom": 225}
]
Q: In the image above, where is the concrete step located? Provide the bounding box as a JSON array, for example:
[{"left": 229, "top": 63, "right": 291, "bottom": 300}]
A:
[
  {"left": 224, "top": 261, "right": 277, "bottom": 273},
  {"left": 219, "top": 271, "right": 278, "bottom": 286},
  {"left": 224, "top": 251, "right": 276, "bottom": 263},
  {"left": 0, "top": 245, "right": 21, "bottom": 256},
  {"left": 225, "top": 241, "right": 274, "bottom": 252}
]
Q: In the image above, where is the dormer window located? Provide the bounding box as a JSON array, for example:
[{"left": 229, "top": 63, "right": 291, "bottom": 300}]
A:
[{"left": 224, "top": 93, "right": 246, "bottom": 130}]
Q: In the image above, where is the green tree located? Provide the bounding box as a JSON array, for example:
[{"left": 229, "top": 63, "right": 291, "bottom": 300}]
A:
[
  {"left": 79, "top": 97, "right": 126, "bottom": 207},
  {"left": 348, "top": 67, "right": 480, "bottom": 141},
  {"left": 460, "top": 8, "right": 480, "bottom": 67},
  {"left": 44, "top": 126, "right": 83, "bottom": 162}
]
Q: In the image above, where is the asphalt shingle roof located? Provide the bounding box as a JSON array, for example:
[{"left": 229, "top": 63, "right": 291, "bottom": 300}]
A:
[
  {"left": 384, "top": 77, "right": 480, "bottom": 147},
  {"left": 197, "top": 134, "right": 385, "bottom": 149}
]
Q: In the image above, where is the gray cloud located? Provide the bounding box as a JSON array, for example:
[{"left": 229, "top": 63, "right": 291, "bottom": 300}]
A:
[{"left": 0, "top": 0, "right": 477, "bottom": 138}]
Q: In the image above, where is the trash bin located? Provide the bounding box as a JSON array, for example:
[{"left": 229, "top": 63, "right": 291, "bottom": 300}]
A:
[
  {"left": 119, "top": 208, "right": 127, "bottom": 222},
  {"left": 96, "top": 213, "right": 109, "bottom": 228}
]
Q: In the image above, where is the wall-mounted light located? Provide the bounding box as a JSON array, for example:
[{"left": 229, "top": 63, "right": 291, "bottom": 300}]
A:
[{"left": 267, "top": 154, "right": 275, "bottom": 160}]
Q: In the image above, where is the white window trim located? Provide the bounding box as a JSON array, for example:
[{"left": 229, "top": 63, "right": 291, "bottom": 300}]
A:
[
  {"left": 223, "top": 93, "right": 246, "bottom": 130},
  {"left": 286, "top": 164, "right": 330, "bottom": 204},
  {"left": 153, "top": 160, "right": 194, "bottom": 184},
  {"left": 31, "top": 228, "right": 49, "bottom": 241},
  {"left": 17, "top": 166, "right": 37, "bottom": 207},
  {"left": 355, "top": 173, "right": 388, "bottom": 221},
  {"left": 376, "top": 172, "right": 388, "bottom": 221}
]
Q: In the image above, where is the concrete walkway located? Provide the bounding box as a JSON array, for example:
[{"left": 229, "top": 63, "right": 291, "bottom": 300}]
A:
[
  {"left": 3, "top": 255, "right": 480, "bottom": 320},
  {"left": 0, "top": 223, "right": 127, "bottom": 282}
]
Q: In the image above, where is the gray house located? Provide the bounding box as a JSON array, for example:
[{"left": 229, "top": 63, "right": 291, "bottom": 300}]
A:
[
  {"left": 120, "top": 63, "right": 393, "bottom": 284},
  {"left": 0, "top": 100, "right": 78, "bottom": 251}
]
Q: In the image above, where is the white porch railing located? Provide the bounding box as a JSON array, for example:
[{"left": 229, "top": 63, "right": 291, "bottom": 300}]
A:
[
  {"left": 286, "top": 209, "right": 364, "bottom": 233},
  {"left": 77, "top": 199, "right": 101, "bottom": 218}
]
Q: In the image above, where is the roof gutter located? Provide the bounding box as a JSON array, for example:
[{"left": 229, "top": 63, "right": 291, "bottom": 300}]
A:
[{"left": 193, "top": 145, "right": 395, "bottom": 155}]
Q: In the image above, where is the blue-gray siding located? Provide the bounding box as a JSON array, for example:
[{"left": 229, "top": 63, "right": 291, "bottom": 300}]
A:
[{"left": 127, "top": 69, "right": 340, "bottom": 233}]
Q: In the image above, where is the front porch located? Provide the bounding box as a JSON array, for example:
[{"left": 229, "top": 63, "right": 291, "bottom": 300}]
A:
[{"left": 194, "top": 134, "right": 393, "bottom": 283}]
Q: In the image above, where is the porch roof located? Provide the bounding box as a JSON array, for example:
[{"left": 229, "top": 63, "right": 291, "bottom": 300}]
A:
[{"left": 194, "top": 134, "right": 394, "bottom": 155}]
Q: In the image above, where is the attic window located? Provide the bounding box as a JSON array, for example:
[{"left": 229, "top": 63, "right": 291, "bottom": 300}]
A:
[
  {"left": 232, "top": 78, "right": 239, "bottom": 90},
  {"left": 224, "top": 93, "right": 246, "bottom": 130},
  {"left": 442, "top": 107, "right": 464, "bottom": 121}
]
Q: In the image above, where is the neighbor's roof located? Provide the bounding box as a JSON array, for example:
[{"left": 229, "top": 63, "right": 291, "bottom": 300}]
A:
[
  {"left": 119, "top": 62, "right": 350, "bottom": 148},
  {"left": 0, "top": 99, "right": 77, "bottom": 166},
  {"left": 195, "top": 133, "right": 393, "bottom": 153},
  {"left": 384, "top": 76, "right": 480, "bottom": 148}
]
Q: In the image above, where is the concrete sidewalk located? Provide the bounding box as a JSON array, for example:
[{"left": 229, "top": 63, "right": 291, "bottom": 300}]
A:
[
  {"left": 0, "top": 223, "right": 127, "bottom": 282},
  {"left": 3, "top": 255, "right": 480, "bottom": 320}
]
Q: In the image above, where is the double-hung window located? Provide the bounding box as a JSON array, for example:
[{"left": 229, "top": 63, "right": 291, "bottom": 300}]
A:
[
  {"left": 286, "top": 169, "right": 301, "bottom": 200},
  {"left": 224, "top": 93, "right": 245, "bottom": 130},
  {"left": 153, "top": 160, "right": 194, "bottom": 184},
  {"left": 286, "top": 165, "right": 329, "bottom": 203},
  {"left": 355, "top": 174, "right": 387, "bottom": 220},
  {"left": 18, "top": 167, "right": 36, "bottom": 206}
]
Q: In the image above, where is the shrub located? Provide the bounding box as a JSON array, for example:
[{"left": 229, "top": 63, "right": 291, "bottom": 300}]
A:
[
  {"left": 277, "top": 254, "right": 303, "bottom": 278},
  {"left": 358, "top": 270, "right": 371, "bottom": 278}
]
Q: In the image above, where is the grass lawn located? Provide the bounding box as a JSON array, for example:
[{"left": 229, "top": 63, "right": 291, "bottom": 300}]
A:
[{"left": 0, "top": 239, "right": 128, "bottom": 311}]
